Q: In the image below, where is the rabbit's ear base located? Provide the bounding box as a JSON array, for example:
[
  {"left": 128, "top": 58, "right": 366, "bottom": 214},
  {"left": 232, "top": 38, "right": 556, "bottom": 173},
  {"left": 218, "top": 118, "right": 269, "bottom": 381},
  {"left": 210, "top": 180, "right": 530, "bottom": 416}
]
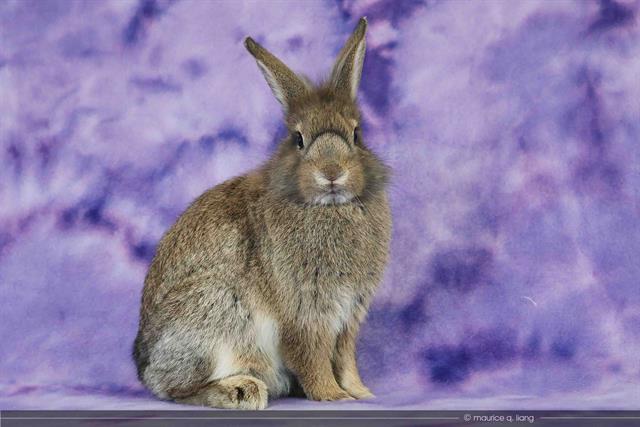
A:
[
  {"left": 330, "top": 17, "right": 367, "bottom": 100},
  {"left": 244, "top": 36, "right": 310, "bottom": 112}
]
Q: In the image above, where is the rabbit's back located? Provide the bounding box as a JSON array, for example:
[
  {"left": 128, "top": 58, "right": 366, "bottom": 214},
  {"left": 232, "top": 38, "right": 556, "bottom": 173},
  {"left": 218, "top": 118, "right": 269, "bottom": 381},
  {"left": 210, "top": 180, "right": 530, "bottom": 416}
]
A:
[{"left": 141, "top": 173, "right": 266, "bottom": 310}]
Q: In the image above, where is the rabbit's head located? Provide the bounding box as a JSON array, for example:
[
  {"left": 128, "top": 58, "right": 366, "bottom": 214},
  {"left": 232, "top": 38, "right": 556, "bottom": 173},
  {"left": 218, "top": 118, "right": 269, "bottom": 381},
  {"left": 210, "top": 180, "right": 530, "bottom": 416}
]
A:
[{"left": 245, "top": 18, "right": 388, "bottom": 206}]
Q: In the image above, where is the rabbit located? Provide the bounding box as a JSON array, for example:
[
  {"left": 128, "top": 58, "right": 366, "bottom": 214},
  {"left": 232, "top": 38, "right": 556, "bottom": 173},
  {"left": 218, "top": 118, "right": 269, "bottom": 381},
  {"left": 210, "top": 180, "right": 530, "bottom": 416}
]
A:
[{"left": 133, "top": 17, "right": 391, "bottom": 410}]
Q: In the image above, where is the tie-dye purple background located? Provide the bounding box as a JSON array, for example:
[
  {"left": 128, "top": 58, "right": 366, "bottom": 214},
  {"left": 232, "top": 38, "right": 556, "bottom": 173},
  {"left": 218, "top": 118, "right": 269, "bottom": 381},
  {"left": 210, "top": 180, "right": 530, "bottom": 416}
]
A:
[{"left": 1, "top": 0, "right": 639, "bottom": 410}]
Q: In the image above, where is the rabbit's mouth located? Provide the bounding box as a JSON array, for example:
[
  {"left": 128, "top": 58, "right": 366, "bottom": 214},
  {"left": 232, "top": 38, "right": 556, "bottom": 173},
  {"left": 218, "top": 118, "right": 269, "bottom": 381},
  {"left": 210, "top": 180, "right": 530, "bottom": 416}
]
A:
[{"left": 313, "top": 189, "right": 353, "bottom": 206}]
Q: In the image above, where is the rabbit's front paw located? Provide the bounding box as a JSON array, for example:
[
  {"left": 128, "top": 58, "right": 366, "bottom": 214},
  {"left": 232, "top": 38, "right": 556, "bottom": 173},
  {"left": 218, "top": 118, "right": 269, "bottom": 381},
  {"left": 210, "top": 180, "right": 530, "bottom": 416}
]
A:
[
  {"left": 343, "top": 382, "right": 374, "bottom": 400},
  {"left": 337, "top": 369, "right": 375, "bottom": 399},
  {"left": 306, "top": 384, "right": 355, "bottom": 401}
]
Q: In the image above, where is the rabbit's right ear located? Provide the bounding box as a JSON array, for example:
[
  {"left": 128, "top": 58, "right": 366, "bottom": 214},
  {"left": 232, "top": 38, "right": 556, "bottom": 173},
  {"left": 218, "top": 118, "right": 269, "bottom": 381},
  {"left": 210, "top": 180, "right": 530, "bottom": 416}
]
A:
[
  {"left": 329, "top": 18, "right": 367, "bottom": 100},
  {"left": 245, "top": 37, "right": 310, "bottom": 112}
]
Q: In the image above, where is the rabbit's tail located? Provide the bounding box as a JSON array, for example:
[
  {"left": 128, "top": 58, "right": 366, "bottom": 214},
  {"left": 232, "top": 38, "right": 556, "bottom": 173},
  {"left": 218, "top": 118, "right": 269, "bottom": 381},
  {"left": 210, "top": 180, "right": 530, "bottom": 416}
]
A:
[{"left": 132, "top": 330, "right": 149, "bottom": 381}]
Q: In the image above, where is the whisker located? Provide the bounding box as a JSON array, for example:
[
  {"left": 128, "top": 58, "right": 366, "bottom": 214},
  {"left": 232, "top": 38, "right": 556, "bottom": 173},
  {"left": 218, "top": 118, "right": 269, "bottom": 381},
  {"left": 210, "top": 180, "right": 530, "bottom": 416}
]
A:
[{"left": 354, "top": 194, "right": 370, "bottom": 215}]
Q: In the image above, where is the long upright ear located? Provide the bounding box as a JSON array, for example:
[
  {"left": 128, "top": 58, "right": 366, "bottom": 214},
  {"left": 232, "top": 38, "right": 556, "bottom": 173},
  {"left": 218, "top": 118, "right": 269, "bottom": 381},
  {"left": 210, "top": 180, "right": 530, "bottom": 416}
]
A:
[
  {"left": 244, "top": 37, "right": 310, "bottom": 112},
  {"left": 330, "top": 17, "right": 367, "bottom": 100}
]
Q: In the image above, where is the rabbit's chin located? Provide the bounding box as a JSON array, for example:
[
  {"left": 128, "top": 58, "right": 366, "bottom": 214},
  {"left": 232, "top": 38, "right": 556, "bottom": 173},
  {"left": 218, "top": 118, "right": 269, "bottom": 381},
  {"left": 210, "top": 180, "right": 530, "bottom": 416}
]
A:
[{"left": 312, "top": 191, "right": 354, "bottom": 206}]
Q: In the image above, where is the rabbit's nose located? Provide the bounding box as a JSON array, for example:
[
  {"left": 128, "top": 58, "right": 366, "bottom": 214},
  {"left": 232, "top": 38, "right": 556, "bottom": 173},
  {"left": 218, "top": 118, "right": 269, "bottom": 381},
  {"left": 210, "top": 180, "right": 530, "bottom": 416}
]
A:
[
  {"left": 314, "top": 166, "right": 348, "bottom": 187},
  {"left": 323, "top": 165, "right": 342, "bottom": 182}
]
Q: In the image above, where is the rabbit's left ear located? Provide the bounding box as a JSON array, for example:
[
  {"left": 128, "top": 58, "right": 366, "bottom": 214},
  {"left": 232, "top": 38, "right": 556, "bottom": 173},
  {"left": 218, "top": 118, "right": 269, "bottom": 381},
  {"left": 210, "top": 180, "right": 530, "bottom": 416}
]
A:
[
  {"left": 330, "top": 18, "right": 367, "bottom": 100},
  {"left": 245, "top": 37, "right": 310, "bottom": 112}
]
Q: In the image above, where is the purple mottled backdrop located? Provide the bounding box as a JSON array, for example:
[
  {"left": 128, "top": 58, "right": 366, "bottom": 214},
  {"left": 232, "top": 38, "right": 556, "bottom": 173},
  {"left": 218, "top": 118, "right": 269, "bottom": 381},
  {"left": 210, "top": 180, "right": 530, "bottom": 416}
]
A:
[{"left": 1, "top": 0, "right": 639, "bottom": 410}]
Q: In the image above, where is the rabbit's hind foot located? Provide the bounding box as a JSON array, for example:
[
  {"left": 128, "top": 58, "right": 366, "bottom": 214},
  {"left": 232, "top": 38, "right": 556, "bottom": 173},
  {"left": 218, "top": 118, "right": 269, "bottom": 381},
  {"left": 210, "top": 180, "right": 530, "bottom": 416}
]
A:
[{"left": 176, "top": 374, "right": 268, "bottom": 410}]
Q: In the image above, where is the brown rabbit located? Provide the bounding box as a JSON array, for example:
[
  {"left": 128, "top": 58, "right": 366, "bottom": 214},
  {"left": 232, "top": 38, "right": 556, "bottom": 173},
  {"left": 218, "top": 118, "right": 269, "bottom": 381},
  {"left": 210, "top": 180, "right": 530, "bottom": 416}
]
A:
[{"left": 133, "top": 18, "right": 391, "bottom": 409}]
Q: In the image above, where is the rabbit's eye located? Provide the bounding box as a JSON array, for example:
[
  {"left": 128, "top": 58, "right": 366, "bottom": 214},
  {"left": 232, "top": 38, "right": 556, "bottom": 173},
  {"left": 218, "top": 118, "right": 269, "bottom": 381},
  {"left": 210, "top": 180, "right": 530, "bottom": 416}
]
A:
[
  {"left": 294, "top": 131, "right": 304, "bottom": 150},
  {"left": 353, "top": 126, "right": 360, "bottom": 145}
]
